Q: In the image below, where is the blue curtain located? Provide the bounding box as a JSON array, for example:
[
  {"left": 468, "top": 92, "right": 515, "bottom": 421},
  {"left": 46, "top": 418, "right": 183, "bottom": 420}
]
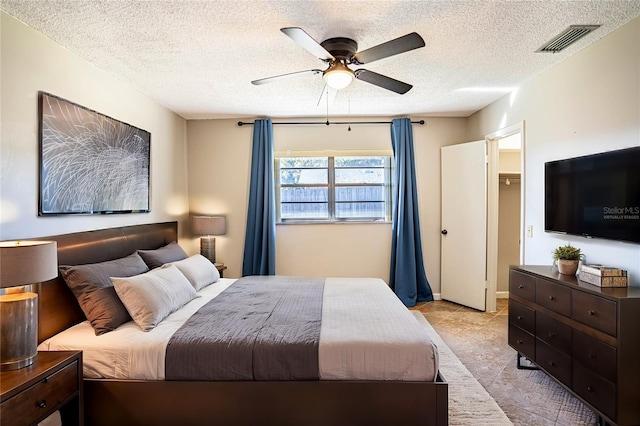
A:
[
  {"left": 242, "top": 119, "right": 276, "bottom": 276},
  {"left": 389, "top": 118, "right": 434, "bottom": 306}
]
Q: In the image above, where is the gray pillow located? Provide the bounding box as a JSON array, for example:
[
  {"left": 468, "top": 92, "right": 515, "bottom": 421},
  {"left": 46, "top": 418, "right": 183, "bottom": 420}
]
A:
[
  {"left": 137, "top": 241, "right": 188, "bottom": 269},
  {"left": 60, "top": 252, "right": 149, "bottom": 335}
]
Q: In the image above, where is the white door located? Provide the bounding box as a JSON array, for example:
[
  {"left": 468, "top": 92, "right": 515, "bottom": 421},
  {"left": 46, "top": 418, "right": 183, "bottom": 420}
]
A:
[{"left": 441, "top": 141, "right": 487, "bottom": 311}]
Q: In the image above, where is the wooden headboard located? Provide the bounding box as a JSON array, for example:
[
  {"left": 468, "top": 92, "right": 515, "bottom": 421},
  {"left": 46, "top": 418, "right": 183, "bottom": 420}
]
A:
[{"left": 32, "top": 222, "right": 178, "bottom": 343}]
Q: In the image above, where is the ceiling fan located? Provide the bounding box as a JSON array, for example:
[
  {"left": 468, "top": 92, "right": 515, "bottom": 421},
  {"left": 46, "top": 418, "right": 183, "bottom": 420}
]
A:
[{"left": 251, "top": 27, "right": 425, "bottom": 95}]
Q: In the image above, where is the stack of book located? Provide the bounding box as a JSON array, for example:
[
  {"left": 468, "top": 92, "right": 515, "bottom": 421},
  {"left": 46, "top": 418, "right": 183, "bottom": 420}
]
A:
[{"left": 579, "top": 264, "right": 628, "bottom": 287}]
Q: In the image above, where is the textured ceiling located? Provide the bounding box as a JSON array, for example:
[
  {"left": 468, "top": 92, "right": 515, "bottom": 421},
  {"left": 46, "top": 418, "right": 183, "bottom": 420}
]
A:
[{"left": 2, "top": 1, "right": 640, "bottom": 119}]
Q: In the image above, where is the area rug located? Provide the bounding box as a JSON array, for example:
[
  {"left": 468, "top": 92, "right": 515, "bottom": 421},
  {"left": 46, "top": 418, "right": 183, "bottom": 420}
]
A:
[{"left": 412, "top": 311, "right": 513, "bottom": 425}]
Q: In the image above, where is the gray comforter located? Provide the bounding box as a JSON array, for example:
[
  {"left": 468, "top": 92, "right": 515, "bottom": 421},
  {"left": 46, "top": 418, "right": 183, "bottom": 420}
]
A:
[{"left": 165, "top": 276, "right": 325, "bottom": 380}]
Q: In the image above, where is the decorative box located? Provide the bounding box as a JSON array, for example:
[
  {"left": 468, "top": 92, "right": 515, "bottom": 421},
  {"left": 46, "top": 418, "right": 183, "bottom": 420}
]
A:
[
  {"left": 579, "top": 270, "right": 628, "bottom": 287},
  {"left": 580, "top": 264, "right": 627, "bottom": 277}
]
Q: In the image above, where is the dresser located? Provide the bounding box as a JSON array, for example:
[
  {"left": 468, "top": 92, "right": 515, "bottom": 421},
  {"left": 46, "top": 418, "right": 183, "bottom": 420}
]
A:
[{"left": 508, "top": 266, "right": 640, "bottom": 426}]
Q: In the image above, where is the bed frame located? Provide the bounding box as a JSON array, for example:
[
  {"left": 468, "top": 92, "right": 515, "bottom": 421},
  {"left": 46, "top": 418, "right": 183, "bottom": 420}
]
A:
[{"left": 35, "top": 222, "right": 448, "bottom": 425}]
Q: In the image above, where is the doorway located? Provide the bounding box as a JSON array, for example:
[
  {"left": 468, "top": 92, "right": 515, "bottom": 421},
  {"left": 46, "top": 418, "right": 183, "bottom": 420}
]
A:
[
  {"left": 486, "top": 124, "right": 525, "bottom": 311},
  {"left": 496, "top": 135, "right": 522, "bottom": 298}
]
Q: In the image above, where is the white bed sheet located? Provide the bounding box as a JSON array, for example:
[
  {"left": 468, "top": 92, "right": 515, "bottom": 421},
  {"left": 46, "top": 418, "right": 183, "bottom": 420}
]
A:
[
  {"left": 39, "top": 277, "right": 438, "bottom": 381},
  {"left": 320, "top": 277, "right": 438, "bottom": 381}
]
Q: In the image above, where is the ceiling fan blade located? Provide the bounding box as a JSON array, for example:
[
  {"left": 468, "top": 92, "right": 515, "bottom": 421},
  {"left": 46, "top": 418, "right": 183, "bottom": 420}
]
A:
[
  {"left": 281, "top": 27, "right": 335, "bottom": 61},
  {"left": 354, "top": 69, "right": 413, "bottom": 94},
  {"left": 353, "top": 32, "right": 425, "bottom": 64},
  {"left": 252, "top": 69, "right": 322, "bottom": 85}
]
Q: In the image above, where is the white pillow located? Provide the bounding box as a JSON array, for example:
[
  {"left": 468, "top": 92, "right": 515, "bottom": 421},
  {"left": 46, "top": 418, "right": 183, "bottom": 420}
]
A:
[
  {"left": 170, "top": 254, "right": 220, "bottom": 291},
  {"left": 112, "top": 264, "right": 198, "bottom": 331}
]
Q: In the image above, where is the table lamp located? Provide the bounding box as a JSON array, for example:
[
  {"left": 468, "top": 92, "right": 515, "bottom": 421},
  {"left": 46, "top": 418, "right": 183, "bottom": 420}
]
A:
[
  {"left": 192, "top": 216, "right": 226, "bottom": 263},
  {"left": 1, "top": 240, "right": 58, "bottom": 370}
]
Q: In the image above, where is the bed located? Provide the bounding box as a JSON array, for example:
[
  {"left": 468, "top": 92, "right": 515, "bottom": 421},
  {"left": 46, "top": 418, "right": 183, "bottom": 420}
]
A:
[{"left": 34, "top": 222, "right": 448, "bottom": 425}]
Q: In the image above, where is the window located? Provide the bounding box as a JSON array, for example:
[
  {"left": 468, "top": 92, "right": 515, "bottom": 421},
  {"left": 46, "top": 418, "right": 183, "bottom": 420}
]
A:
[{"left": 276, "top": 155, "right": 393, "bottom": 222}]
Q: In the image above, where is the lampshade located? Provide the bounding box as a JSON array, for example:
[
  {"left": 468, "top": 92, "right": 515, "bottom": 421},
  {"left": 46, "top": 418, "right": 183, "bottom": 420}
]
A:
[
  {"left": 0, "top": 240, "right": 58, "bottom": 287},
  {"left": 0, "top": 240, "right": 58, "bottom": 371},
  {"left": 192, "top": 216, "right": 227, "bottom": 236},
  {"left": 323, "top": 62, "right": 354, "bottom": 90}
]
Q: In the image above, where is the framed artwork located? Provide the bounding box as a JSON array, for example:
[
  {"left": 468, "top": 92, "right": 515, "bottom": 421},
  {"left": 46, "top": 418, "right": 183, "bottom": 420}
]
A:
[{"left": 38, "top": 92, "right": 151, "bottom": 215}]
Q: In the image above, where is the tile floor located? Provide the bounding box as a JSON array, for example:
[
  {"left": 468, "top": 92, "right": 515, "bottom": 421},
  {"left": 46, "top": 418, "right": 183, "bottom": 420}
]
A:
[{"left": 413, "top": 299, "right": 598, "bottom": 425}]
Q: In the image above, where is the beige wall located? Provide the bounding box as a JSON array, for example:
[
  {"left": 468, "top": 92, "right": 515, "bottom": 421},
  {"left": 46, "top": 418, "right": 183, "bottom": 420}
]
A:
[
  {"left": 499, "top": 151, "right": 521, "bottom": 174},
  {"left": 186, "top": 120, "right": 252, "bottom": 272},
  {"left": 186, "top": 117, "right": 468, "bottom": 294},
  {"left": 467, "top": 16, "right": 640, "bottom": 285},
  {"left": 0, "top": 13, "right": 190, "bottom": 242}
]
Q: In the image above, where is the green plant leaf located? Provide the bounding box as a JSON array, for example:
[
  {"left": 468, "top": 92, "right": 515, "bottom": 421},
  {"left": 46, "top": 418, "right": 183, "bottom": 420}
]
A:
[{"left": 552, "top": 244, "right": 585, "bottom": 261}]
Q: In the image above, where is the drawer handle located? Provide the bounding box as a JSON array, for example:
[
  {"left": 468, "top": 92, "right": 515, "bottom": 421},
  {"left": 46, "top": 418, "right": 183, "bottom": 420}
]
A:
[
  {"left": 38, "top": 400, "right": 47, "bottom": 409},
  {"left": 587, "top": 353, "right": 595, "bottom": 359},
  {"left": 516, "top": 340, "right": 523, "bottom": 344},
  {"left": 516, "top": 315, "right": 523, "bottom": 320},
  {"left": 587, "top": 386, "right": 593, "bottom": 392},
  {"left": 588, "top": 310, "right": 595, "bottom": 316},
  {"left": 548, "top": 296, "right": 555, "bottom": 301},
  {"left": 548, "top": 361, "right": 554, "bottom": 366},
  {"left": 548, "top": 332, "right": 555, "bottom": 338},
  {"left": 518, "top": 285, "right": 524, "bottom": 289}
]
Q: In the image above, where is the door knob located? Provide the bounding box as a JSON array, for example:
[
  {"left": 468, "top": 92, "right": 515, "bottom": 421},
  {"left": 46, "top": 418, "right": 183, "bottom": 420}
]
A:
[{"left": 441, "top": 229, "right": 448, "bottom": 235}]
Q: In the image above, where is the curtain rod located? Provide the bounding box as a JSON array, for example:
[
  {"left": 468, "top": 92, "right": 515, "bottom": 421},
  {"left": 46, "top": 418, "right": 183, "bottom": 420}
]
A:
[{"left": 237, "top": 119, "right": 425, "bottom": 127}]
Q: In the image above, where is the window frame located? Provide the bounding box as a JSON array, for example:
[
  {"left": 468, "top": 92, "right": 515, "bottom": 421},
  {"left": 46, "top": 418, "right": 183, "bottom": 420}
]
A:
[{"left": 275, "top": 155, "right": 393, "bottom": 224}]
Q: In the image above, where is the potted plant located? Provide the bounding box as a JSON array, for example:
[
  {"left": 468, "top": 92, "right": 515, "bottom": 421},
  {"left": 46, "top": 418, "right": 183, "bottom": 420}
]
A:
[{"left": 552, "top": 244, "right": 584, "bottom": 275}]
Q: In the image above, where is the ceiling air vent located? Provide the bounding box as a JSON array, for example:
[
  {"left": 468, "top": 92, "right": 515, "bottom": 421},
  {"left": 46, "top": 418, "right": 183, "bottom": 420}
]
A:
[{"left": 536, "top": 25, "right": 601, "bottom": 53}]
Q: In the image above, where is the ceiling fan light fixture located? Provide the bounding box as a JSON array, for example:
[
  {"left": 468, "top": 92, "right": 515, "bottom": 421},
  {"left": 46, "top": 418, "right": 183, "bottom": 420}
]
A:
[{"left": 323, "top": 62, "right": 354, "bottom": 90}]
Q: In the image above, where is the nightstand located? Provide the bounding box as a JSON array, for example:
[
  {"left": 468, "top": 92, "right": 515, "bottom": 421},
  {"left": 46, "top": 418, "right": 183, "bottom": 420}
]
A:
[
  {"left": 214, "top": 263, "right": 227, "bottom": 278},
  {"left": 1, "top": 351, "right": 83, "bottom": 426}
]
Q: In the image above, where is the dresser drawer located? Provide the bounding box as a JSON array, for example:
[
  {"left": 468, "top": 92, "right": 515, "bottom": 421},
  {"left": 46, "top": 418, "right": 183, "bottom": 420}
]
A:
[
  {"left": 509, "top": 299, "right": 535, "bottom": 334},
  {"left": 536, "top": 278, "right": 571, "bottom": 317},
  {"left": 536, "top": 340, "right": 572, "bottom": 387},
  {"left": 0, "top": 360, "right": 78, "bottom": 426},
  {"left": 536, "top": 312, "right": 572, "bottom": 355},
  {"left": 510, "top": 270, "right": 536, "bottom": 301},
  {"left": 509, "top": 323, "right": 535, "bottom": 361},
  {"left": 572, "top": 291, "right": 617, "bottom": 336},
  {"left": 573, "top": 362, "right": 616, "bottom": 421},
  {"left": 573, "top": 330, "right": 617, "bottom": 383}
]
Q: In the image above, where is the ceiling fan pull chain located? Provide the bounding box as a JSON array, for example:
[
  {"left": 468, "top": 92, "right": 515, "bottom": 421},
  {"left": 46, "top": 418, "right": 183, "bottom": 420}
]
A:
[
  {"left": 348, "top": 96, "right": 352, "bottom": 132},
  {"left": 326, "top": 89, "right": 330, "bottom": 126}
]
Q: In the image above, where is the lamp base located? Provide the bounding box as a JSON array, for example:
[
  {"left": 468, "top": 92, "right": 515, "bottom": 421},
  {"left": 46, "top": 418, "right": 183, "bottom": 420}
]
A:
[
  {"left": 1, "top": 353, "right": 37, "bottom": 371},
  {"left": 0, "top": 291, "right": 38, "bottom": 371},
  {"left": 200, "top": 236, "right": 216, "bottom": 264}
]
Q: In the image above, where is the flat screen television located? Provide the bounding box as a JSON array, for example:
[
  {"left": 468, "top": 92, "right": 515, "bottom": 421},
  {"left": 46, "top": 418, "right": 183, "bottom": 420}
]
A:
[{"left": 545, "top": 146, "right": 640, "bottom": 244}]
